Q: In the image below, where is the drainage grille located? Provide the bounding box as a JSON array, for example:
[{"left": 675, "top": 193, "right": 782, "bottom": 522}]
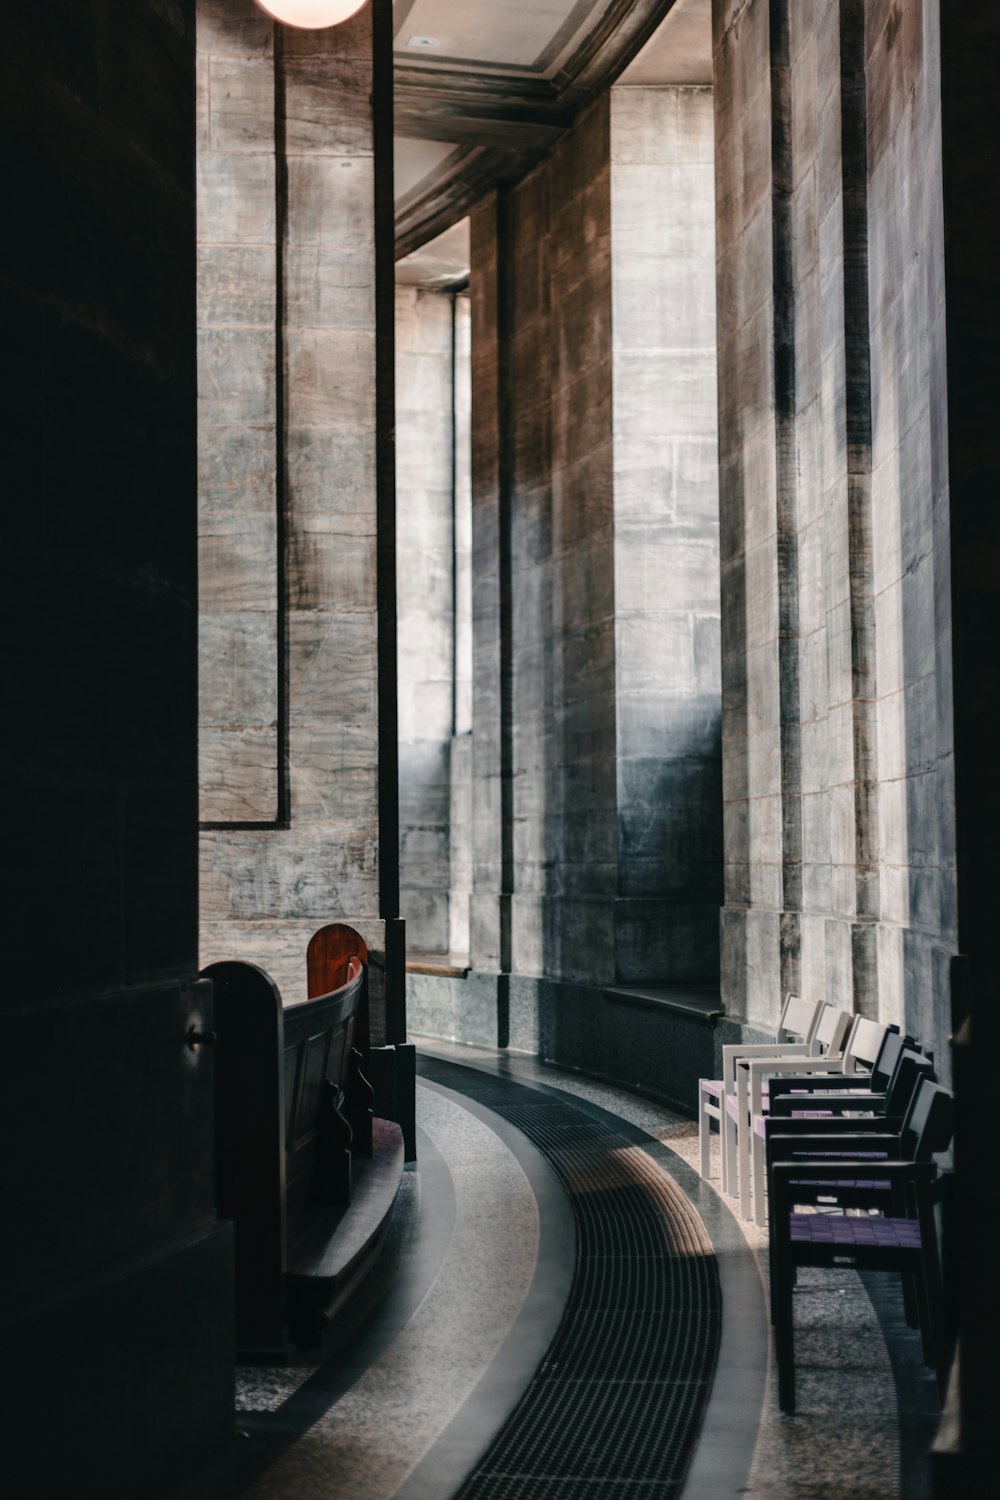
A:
[{"left": 420, "top": 1062, "right": 721, "bottom": 1500}]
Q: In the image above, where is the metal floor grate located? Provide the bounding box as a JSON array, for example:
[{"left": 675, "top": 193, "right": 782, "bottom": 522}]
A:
[{"left": 420, "top": 1061, "right": 721, "bottom": 1500}]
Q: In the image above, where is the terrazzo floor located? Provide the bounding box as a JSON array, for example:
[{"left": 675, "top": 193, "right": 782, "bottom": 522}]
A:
[
  {"left": 418, "top": 1038, "right": 939, "bottom": 1500},
  {"left": 179, "top": 1040, "right": 939, "bottom": 1500}
]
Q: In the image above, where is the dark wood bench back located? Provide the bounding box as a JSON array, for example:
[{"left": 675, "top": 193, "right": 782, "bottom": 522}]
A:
[
  {"left": 204, "top": 934, "right": 369, "bottom": 1356},
  {"left": 307, "top": 923, "right": 370, "bottom": 1046},
  {"left": 283, "top": 956, "right": 364, "bottom": 1227}
]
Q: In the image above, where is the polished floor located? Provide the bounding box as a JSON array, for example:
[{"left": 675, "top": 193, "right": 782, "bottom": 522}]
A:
[{"left": 176, "top": 1041, "right": 940, "bottom": 1500}]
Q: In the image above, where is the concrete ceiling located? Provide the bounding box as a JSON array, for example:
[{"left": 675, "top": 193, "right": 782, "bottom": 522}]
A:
[
  {"left": 618, "top": 0, "right": 711, "bottom": 85},
  {"left": 395, "top": 0, "right": 612, "bottom": 77},
  {"left": 393, "top": 0, "right": 713, "bottom": 257},
  {"left": 395, "top": 218, "right": 471, "bottom": 289}
]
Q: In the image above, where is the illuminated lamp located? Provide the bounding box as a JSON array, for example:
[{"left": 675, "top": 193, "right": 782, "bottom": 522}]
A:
[{"left": 254, "top": 1, "right": 367, "bottom": 29}]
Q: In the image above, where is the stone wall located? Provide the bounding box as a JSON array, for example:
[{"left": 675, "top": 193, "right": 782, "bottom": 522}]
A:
[
  {"left": 712, "top": 0, "right": 955, "bottom": 1063},
  {"left": 451, "top": 294, "right": 474, "bottom": 959},
  {"left": 468, "top": 198, "right": 506, "bottom": 972},
  {"left": 196, "top": 0, "right": 389, "bottom": 1017},
  {"left": 435, "top": 84, "right": 722, "bottom": 1041},
  {"left": 3, "top": 3, "right": 233, "bottom": 1490},
  {"left": 396, "top": 284, "right": 455, "bottom": 955},
  {"left": 865, "top": 0, "right": 953, "bottom": 1056},
  {"left": 197, "top": 0, "right": 278, "bottom": 823},
  {"left": 513, "top": 100, "right": 620, "bottom": 984},
  {"left": 611, "top": 85, "right": 722, "bottom": 982}
]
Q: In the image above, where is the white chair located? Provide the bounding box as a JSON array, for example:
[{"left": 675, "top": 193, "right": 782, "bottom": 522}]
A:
[
  {"left": 740, "top": 1013, "right": 889, "bottom": 1225},
  {"left": 723, "top": 1003, "right": 854, "bottom": 1218},
  {"left": 697, "top": 994, "right": 822, "bottom": 1193}
]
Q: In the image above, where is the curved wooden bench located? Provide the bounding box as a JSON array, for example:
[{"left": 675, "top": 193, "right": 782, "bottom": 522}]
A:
[{"left": 204, "top": 927, "right": 404, "bottom": 1360}]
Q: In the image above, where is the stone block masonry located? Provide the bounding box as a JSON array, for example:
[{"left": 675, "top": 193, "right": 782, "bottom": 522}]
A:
[
  {"left": 196, "top": 0, "right": 393, "bottom": 1027},
  {"left": 712, "top": 0, "right": 956, "bottom": 1065},
  {"left": 460, "top": 84, "right": 723, "bottom": 999}
]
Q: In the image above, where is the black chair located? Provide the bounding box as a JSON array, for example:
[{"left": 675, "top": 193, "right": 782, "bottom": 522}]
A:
[
  {"left": 766, "top": 1026, "right": 917, "bottom": 1114},
  {"left": 768, "top": 1077, "right": 953, "bottom": 1413},
  {"left": 762, "top": 1046, "right": 933, "bottom": 1231}
]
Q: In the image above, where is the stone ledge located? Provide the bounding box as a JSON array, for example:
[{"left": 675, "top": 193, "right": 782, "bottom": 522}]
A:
[
  {"left": 603, "top": 984, "right": 724, "bottom": 1024},
  {"left": 407, "top": 955, "right": 472, "bottom": 978}
]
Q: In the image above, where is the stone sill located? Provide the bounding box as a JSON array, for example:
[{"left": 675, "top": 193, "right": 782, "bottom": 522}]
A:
[
  {"left": 407, "top": 955, "right": 472, "bottom": 979},
  {"left": 603, "top": 984, "right": 724, "bottom": 1024}
]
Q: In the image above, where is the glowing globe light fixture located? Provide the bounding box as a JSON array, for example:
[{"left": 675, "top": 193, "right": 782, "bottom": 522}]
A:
[{"left": 254, "top": 1, "right": 367, "bottom": 29}]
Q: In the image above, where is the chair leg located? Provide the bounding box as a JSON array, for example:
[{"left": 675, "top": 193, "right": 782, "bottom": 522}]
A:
[
  {"left": 698, "top": 1088, "right": 711, "bottom": 1179},
  {"left": 915, "top": 1243, "right": 949, "bottom": 1398},
  {"left": 770, "top": 1171, "right": 797, "bottom": 1410},
  {"left": 752, "top": 1127, "right": 767, "bottom": 1227},
  {"left": 768, "top": 1220, "right": 791, "bottom": 1325},
  {"left": 722, "top": 1096, "right": 735, "bottom": 1196},
  {"left": 737, "top": 1076, "right": 752, "bottom": 1220},
  {"left": 774, "top": 1263, "right": 796, "bottom": 1413}
]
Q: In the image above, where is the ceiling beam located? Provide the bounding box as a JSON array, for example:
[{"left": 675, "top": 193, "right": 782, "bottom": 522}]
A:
[{"left": 394, "top": 0, "right": 681, "bottom": 253}]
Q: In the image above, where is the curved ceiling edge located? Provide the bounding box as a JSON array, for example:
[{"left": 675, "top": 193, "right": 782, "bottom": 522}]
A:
[{"left": 393, "top": 0, "right": 680, "bottom": 258}]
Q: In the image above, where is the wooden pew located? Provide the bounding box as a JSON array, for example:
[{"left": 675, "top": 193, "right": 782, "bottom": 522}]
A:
[{"left": 204, "top": 924, "right": 404, "bottom": 1360}]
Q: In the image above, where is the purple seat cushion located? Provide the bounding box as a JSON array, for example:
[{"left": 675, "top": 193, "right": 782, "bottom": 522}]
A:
[
  {"left": 787, "top": 1177, "right": 891, "bottom": 1192},
  {"left": 788, "top": 1213, "right": 921, "bottom": 1248}
]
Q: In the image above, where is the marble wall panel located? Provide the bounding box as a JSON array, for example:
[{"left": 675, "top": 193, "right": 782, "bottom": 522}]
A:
[
  {"left": 469, "top": 197, "right": 504, "bottom": 968},
  {"left": 289, "top": 727, "right": 378, "bottom": 824},
  {"left": 711, "top": 0, "right": 955, "bottom": 1056},
  {"left": 285, "top": 427, "right": 375, "bottom": 511},
  {"left": 199, "top": 611, "right": 278, "bottom": 726},
  {"left": 196, "top": 1, "right": 386, "bottom": 1017},
  {"left": 552, "top": 85, "right": 723, "bottom": 986},
  {"left": 196, "top": 153, "right": 275, "bottom": 244},
  {"left": 197, "top": 2, "right": 278, "bottom": 822},
  {"left": 199, "top": 730, "right": 276, "bottom": 825},
  {"left": 396, "top": 285, "right": 457, "bottom": 955},
  {"left": 449, "top": 731, "right": 473, "bottom": 957}
]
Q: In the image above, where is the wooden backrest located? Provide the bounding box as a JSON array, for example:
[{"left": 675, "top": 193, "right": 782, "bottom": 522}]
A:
[
  {"left": 283, "top": 956, "right": 364, "bottom": 1226},
  {"left": 871, "top": 1027, "right": 907, "bottom": 1092},
  {"left": 204, "top": 959, "right": 286, "bottom": 1353},
  {"left": 307, "top": 922, "right": 370, "bottom": 1054},
  {"left": 779, "top": 995, "right": 821, "bottom": 1045},
  {"left": 885, "top": 1049, "right": 935, "bottom": 1117},
  {"left": 902, "top": 1078, "right": 954, "bottom": 1162},
  {"left": 205, "top": 942, "right": 367, "bottom": 1350},
  {"left": 811, "top": 1005, "right": 853, "bottom": 1057},
  {"left": 307, "top": 923, "right": 369, "bottom": 997},
  {"left": 841, "top": 1016, "right": 889, "bottom": 1075}
]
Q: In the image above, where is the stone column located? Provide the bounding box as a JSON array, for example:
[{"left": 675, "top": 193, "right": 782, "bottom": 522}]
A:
[
  {"left": 610, "top": 84, "right": 722, "bottom": 983},
  {"left": 450, "top": 293, "right": 474, "bottom": 960},
  {"left": 396, "top": 285, "right": 455, "bottom": 955},
  {"left": 197, "top": 1, "right": 393, "bottom": 1031},
  {"left": 197, "top": 0, "right": 279, "bottom": 823},
  {"left": 712, "top": 0, "right": 956, "bottom": 1045},
  {"left": 467, "top": 90, "right": 722, "bottom": 1000},
  {"left": 542, "top": 101, "right": 618, "bottom": 985},
  {"left": 714, "top": 0, "right": 788, "bottom": 1029},
  {"left": 468, "top": 196, "right": 506, "bottom": 974}
]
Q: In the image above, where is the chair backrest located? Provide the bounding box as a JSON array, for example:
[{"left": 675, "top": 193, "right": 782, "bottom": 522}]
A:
[
  {"left": 885, "top": 1049, "right": 935, "bottom": 1117},
  {"left": 810, "top": 1004, "right": 853, "bottom": 1057},
  {"left": 841, "top": 1016, "right": 890, "bottom": 1075},
  {"left": 870, "top": 1027, "right": 908, "bottom": 1092},
  {"left": 306, "top": 921, "right": 370, "bottom": 1053},
  {"left": 900, "top": 1078, "right": 955, "bottom": 1161},
  {"left": 282, "top": 956, "right": 365, "bottom": 1223},
  {"left": 777, "top": 994, "right": 821, "bottom": 1046}
]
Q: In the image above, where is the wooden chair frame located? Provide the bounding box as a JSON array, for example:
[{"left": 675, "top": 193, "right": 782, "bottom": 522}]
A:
[{"left": 698, "top": 994, "right": 822, "bottom": 1193}]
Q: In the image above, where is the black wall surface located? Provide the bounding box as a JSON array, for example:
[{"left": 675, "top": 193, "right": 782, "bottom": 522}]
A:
[
  {"left": 0, "top": 2, "right": 233, "bottom": 1492},
  {"left": 939, "top": 1, "right": 1000, "bottom": 1486}
]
